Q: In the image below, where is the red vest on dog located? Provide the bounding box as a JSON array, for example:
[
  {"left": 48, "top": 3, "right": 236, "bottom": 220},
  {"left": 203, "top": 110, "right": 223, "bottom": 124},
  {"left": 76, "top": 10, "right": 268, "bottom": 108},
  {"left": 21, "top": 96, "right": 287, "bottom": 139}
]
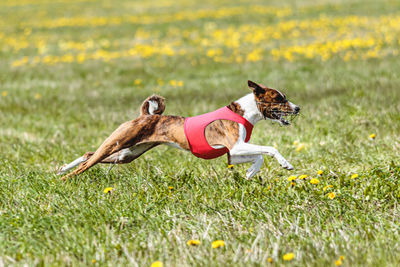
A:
[{"left": 184, "top": 106, "right": 253, "bottom": 159}]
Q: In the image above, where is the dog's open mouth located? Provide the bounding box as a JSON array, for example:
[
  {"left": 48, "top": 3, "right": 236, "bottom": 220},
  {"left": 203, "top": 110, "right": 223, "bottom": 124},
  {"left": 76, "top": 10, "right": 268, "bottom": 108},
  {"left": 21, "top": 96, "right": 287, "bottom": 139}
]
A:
[{"left": 272, "top": 111, "right": 299, "bottom": 126}]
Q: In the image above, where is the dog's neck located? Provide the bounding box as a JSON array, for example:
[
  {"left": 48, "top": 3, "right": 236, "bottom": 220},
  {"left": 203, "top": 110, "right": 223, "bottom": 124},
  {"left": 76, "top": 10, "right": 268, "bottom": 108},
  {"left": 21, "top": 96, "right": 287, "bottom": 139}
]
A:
[{"left": 231, "top": 93, "right": 264, "bottom": 125}]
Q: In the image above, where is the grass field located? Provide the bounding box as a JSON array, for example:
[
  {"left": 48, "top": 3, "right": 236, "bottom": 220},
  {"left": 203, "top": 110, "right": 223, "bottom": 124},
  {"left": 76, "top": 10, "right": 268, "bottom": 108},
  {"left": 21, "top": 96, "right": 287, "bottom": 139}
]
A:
[{"left": 1, "top": 0, "right": 400, "bottom": 266}]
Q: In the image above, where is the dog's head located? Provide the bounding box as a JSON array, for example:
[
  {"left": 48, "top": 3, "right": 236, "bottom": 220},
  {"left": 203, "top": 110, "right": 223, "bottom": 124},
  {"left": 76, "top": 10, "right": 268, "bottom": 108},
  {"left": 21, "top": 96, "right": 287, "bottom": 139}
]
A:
[{"left": 248, "top": 80, "right": 300, "bottom": 125}]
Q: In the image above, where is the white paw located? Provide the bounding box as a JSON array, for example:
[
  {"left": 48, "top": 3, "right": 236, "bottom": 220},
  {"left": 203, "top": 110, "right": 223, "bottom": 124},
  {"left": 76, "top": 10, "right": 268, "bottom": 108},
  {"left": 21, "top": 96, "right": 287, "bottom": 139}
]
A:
[
  {"left": 282, "top": 161, "right": 294, "bottom": 170},
  {"left": 246, "top": 156, "right": 263, "bottom": 179},
  {"left": 246, "top": 167, "right": 260, "bottom": 179},
  {"left": 56, "top": 165, "right": 67, "bottom": 175},
  {"left": 278, "top": 158, "right": 294, "bottom": 170}
]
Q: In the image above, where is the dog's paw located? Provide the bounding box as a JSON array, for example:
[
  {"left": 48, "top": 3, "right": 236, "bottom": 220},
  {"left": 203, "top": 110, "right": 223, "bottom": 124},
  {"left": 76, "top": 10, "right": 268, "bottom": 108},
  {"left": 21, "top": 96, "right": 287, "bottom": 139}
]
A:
[
  {"left": 282, "top": 162, "right": 294, "bottom": 170},
  {"left": 246, "top": 167, "right": 259, "bottom": 179},
  {"left": 56, "top": 165, "right": 67, "bottom": 175},
  {"left": 246, "top": 156, "right": 263, "bottom": 179},
  {"left": 278, "top": 159, "right": 294, "bottom": 170}
]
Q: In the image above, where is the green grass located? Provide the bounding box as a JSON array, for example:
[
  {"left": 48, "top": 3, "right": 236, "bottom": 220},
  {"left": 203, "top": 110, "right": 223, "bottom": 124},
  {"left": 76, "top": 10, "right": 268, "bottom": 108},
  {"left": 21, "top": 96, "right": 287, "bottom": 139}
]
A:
[{"left": 1, "top": 0, "right": 400, "bottom": 266}]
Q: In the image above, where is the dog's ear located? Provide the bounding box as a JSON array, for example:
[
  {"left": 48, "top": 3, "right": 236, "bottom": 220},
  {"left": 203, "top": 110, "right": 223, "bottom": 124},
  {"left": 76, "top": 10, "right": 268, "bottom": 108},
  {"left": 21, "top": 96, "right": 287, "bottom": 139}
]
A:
[{"left": 248, "top": 80, "right": 266, "bottom": 95}]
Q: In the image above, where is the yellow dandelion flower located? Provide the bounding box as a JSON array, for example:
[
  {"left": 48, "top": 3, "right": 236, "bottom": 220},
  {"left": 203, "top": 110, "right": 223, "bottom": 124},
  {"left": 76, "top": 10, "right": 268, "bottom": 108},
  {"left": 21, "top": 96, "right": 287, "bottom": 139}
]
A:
[
  {"left": 247, "top": 49, "right": 263, "bottom": 62},
  {"left": 211, "top": 240, "right": 225, "bottom": 248},
  {"left": 317, "top": 170, "right": 323, "bottom": 175},
  {"left": 310, "top": 178, "right": 320, "bottom": 185},
  {"left": 77, "top": 54, "right": 86, "bottom": 63},
  {"left": 103, "top": 187, "right": 113, "bottom": 193},
  {"left": 328, "top": 192, "right": 336, "bottom": 199},
  {"left": 287, "top": 175, "right": 297, "bottom": 181},
  {"left": 339, "top": 256, "right": 345, "bottom": 260},
  {"left": 369, "top": 133, "right": 376, "bottom": 139},
  {"left": 293, "top": 140, "right": 299, "bottom": 145},
  {"left": 267, "top": 257, "right": 273, "bottom": 263},
  {"left": 1, "top": 91, "right": 7, "bottom": 97},
  {"left": 134, "top": 79, "right": 142, "bottom": 85},
  {"left": 290, "top": 182, "right": 296, "bottom": 186},
  {"left": 150, "top": 261, "right": 163, "bottom": 267},
  {"left": 298, "top": 174, "right": 308, "bottom": 180},
  {"left": 91, "top": 259, "right": 96, "bottom": 263},
  {"left": 323, "top": 185, "right": 333, "bottom": 192},
  {"left": 351, "top": 173, "right": 359, "bottom": 179},
  {"left": 169, "top": 80, "right": 177, "bottom": 87},
  {"left": 282, "top": 252, "right": 295, "bottom": 261},
  {"left": 187, "top": 239, "right": 200, "bottom": 246},
  {"left": 267, "top": 185, "right": 271, "bottom": 190},
  {"left": 177, "top": 80, "right": 184, "bottom": 87},
  {"left": 335, "top": 259, "right": 342, "bottom": 266},
  {"left": 168, "top": 186, "right": 173, "bottom": 190},
  {"left": 34, "top": 93, "right": 41, "bottom": 99},
  {"left": 296, "top": 143, "right": 305, "bottom": 152},
  {"left": 227, "top": 164, "right": 234, "bottom": 169}
]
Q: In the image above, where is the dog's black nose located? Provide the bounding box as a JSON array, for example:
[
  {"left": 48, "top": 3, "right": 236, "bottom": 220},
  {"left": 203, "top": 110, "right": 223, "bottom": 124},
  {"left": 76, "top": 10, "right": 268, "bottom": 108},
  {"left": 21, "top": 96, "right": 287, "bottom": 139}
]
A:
[{"left": 294, "top": 106, "right": 300, "bottom": 113}]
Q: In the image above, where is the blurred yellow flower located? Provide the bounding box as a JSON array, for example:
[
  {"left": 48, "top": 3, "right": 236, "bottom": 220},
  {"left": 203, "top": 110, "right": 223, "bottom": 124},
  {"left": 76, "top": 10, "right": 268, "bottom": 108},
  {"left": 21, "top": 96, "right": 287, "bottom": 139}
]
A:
[
  {"left": 317, "top": 170, "right": 323, "bottom": 175},
  {"left": 287, "top": 175, "right": 297, "bottom": 181},
  {"left": 168, "top": 186, "right": 173, "bottom": 190},
  {"left": 247, "top": 49, "right": 263, "bottom": 62},
  {"left": 267, "top": 257, "right": 273, "bottom": 263},
  {"left": 298, "top": 174, "right": 308, "bottom": 180},
  {"left": 335, "top": 259, "right": 342, "bottom": 266},
  {"left": 150, "top": 261, "right": 163, "bottom": 267},
  {"left": 1, "top": 91, "right": 7, "bottom": 97},
  {"left": 227, "top": 164, "right": 234, "bottom": 169},
  {"left": 369, "top": 133, "right": 376, "bottom": 139},
  {"left": 296, "top": 143, "right": 305, "bottom": 152},
  {"left": 91, "top": 259, "right": 96, "bottom": 263},
  {"left": 211, "top": 240, "right": 225, "bottom": 248},
  {"left": 351, "top": 173, "right": 359, "bottom": 179},
  {"left": 103, "top": 187, "right": 113, "bottom": 193},
  {"left": 282, "top": 252, "right": 294, "bottom": 261},
  {"left": 134, "top": 79, "right": 142, "bottom": 85},
  {"left": 34, "top": 93, "right": 41, "bottom": 99},
  {"left": 187, "top": 239, "right": 200, "bottom": 246},
  {"left": 328, "top": 192, "right": 336, "bottom": 199},
  {"left": 339, "top": 256, "right": 345, "bottom": 260},
  {"left": 323, "top": 185, "right": 333, "bottom": 192},
  {"left": 310, "top": 178, "right": 320, "bottom": 185}
]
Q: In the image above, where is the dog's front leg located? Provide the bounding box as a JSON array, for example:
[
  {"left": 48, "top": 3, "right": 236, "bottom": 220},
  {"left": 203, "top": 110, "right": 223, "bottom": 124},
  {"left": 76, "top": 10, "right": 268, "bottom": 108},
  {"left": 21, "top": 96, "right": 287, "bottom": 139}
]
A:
[
  {"left": 230, "top": 143, "right": 294, "bottom": 170},
  {"left": 229, "top": 154, "right": 264, "bottom": 179}
]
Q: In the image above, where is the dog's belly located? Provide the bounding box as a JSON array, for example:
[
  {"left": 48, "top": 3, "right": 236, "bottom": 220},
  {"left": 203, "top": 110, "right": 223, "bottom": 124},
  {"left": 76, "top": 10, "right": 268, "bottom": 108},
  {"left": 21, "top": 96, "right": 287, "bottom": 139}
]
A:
[
  {"left": 117, "top": 144, "right": 155, "bottom": 161},
  {"left": 165, "top": 142, "right": 186, "bottom": 150},
  {"left": 95, "top": 143, "right": 156, "bottom": 163}
]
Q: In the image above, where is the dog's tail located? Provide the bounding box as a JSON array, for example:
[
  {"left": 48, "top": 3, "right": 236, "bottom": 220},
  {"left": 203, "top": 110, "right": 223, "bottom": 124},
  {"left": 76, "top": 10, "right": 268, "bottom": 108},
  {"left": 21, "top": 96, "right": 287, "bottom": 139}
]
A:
[{"left": 140, "top": 95, "right": 165, "bottom": 116}]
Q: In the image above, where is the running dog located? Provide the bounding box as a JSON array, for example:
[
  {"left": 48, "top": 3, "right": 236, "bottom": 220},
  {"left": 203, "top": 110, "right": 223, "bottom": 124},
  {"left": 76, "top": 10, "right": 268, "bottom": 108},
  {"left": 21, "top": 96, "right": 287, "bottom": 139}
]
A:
[{"left": 59, "top": 80, "right": 300, "bottom": 180}]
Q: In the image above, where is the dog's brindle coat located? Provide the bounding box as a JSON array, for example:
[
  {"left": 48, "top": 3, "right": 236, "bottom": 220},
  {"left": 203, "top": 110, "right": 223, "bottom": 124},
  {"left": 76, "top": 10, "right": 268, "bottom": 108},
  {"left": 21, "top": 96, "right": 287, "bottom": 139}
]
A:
[{"left": 59, "top": 80, "right": 300, "bottom": 180}]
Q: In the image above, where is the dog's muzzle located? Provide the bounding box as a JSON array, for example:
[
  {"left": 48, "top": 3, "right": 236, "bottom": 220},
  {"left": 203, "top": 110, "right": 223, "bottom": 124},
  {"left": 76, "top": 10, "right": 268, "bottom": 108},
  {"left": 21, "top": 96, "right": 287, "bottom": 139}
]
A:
[{"left": 273, "top": 105, "right": 300, "bottom": 126}]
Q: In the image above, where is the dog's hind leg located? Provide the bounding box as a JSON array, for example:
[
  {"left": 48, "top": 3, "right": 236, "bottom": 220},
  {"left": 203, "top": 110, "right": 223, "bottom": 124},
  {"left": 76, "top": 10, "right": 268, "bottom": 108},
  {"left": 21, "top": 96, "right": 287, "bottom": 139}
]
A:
[
  {"left": 96, "top": 143, "right": 159, "bottom": 164},
  {"left": 57, "top": 152, "right": 94, "bottom": 175},
  {"left": 60, "top": 141, "right": 125, "bottom": 180},
  {"left": 60, "top": 142, "right": 160, "bottom": 180}
]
